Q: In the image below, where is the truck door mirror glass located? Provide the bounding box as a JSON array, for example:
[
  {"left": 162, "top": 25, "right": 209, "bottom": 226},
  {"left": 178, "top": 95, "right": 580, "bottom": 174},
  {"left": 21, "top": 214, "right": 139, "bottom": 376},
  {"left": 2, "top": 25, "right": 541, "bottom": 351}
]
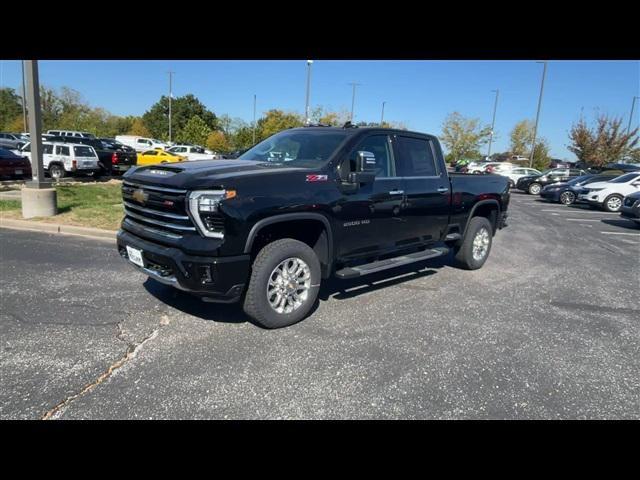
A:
[{"left": 348, "top": 151, "right": 377, "bottom": 184}]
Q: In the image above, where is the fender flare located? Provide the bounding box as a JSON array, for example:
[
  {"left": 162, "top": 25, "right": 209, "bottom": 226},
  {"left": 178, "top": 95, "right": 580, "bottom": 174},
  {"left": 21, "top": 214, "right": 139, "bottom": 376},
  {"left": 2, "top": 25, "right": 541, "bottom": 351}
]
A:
[
  {"left": 243, "top": 212, "right": 334, "bottom": 258},
  {"left": 463, "top": 199, "right": 501, "bottom": 237}
]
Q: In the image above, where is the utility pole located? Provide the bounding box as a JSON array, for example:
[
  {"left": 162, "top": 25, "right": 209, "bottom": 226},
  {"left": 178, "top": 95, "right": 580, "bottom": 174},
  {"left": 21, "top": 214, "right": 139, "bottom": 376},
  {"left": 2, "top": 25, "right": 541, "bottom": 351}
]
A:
[
  {"left": 304, "top": 60, "right": 313, "bottom": 124},
  {"left": 380, "top": 101, "right": 386, "bottom": 126},
  {"left": 529, "top": 61, "right": 547, "bottom": 168},
  {"left": 348, "top": 82, "right": 361, "bottom": 122},
  {"left": 487, "top": 89, "right": 499, "bottom": 159},
  {"left": 627, "top": 96, "right": 640, "bottom": 135},
  {"left": 21, "top": 60, "right": 57, "bottom": 218},
  {"left": 252, "top": 94, "right": 257, "bottom": 145},
  {"left": 21, "top": 61, "right": 27, "bottom": 132},
  {"left": 168, "top": 71, "right": 174, "bottom": 143}
]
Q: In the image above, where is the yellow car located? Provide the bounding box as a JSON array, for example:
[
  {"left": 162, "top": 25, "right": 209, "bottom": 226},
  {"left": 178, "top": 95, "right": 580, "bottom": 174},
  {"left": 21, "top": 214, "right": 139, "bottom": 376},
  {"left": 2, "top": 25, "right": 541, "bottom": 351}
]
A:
[{"left": 136, "top": 149, "right": 186, "bottom": 166}]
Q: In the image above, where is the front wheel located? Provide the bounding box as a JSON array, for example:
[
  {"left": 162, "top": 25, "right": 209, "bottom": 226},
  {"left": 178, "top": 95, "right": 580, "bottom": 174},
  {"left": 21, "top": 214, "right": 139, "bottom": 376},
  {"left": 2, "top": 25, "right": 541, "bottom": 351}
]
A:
[
  {"left": 528, "top": 183, "right": 542, "bottom": 195},
  {"left": 454, "top": 216, "right": 493, "bottom": 270},
  {"left": 603, "top": 194, "right": 623, "bottom": 212},
  {"left": 559, "top": 191, "right": 576, "bottom": 205},
  {"left": 243, "top": 238, "right": 321, "bottom": 329}
]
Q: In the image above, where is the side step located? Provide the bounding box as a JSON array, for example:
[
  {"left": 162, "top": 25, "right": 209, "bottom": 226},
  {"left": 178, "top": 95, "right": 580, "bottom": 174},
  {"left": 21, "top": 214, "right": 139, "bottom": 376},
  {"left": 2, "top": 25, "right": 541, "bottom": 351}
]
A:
[{"left": 335, "top": 247, "right": 449, "bottom": 280}]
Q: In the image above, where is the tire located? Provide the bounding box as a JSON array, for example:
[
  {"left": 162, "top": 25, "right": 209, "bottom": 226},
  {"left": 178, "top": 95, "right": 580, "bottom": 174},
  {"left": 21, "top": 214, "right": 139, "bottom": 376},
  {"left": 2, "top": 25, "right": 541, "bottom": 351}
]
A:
[
  {"left": 49, "top": 164, "right": 65, "bottom": 180},
  {"left": 528, "top": 183, "right": 542, "bottom": 195},
  {"left": 559, "top": 191, "right": 576, "bottom": 205},
  {"left": 243, "top": 238, "right": 321, "bottom": 329},
  {"left": 454, "top": 216, "right": 493, "bottom": 270},
  {"left": 603, "top": 194, "right": 623, "bottom": 212}
]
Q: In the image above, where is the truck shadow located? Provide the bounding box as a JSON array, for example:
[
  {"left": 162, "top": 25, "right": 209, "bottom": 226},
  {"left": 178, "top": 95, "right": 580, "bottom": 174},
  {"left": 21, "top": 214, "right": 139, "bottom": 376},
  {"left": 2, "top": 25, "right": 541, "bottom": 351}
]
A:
[
  {"left": 142, "top": 255, "right": 450, "bottom": 326},
  {"left": 601, "top": 218, "right": 640, "bottom": 230}
]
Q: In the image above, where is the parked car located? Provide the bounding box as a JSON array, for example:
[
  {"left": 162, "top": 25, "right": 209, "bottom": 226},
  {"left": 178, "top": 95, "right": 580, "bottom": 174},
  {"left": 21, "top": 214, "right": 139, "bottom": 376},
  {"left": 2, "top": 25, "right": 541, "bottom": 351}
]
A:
[
  {"left": 501, "top": 167, "right": 541, "bottom": 188},
  {"left": 20, "top": 141, "right": 100, "bottom": 179},
  {"left": 115, "top": 135, "right": 169, "bottom": 152},
  {"left": 48, "top": 135, "right": 137, "bottom": 176},
  {"left": 136, "top": 149, "right": 186, "bottom": 166},
  {"left": 539, "top": 174, "right": 619, "bottom": 205},
  {"left": 483, "top": 162, "right": 515, "bottom": 174},
  {"left": 117, "top": 126, "right": 510, "bottom": 328},
  {"left": 516, "top": 168, "right": 587, "bottom": 195},
  {"left": 465, "top": 161, "right": 494, "bottom": 174},
  {"left": 46, "top": 130, "right": 96, "bottom": 139},
  {"left": 577, "top": 172, "right": 640, "bottom": 212},
  {"left": 0, "top": 132, "right": 27, "bottom": 150},
  {"left": 620, "top": 191, "right": 640, "bottom": 225},
  {"left": 0, "top": 148, "right": 32, "bottom": 179},
  {"left": 166, "top": 145, "right": 216, "bottom": 161}
]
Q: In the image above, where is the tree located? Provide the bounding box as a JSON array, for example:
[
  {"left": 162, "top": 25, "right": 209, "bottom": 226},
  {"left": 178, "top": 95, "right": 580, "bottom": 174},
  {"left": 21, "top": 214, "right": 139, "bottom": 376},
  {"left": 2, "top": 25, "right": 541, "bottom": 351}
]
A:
[
  {"left": 0, "top": 88, "right": 24, "bottom": 131},
  {"left": 254, "top": 109, "right": 303, "bottom": 142},
  {"left": 206, "top": 131, "right": 231, "bottom": 152},
  {"left": 176, "top": 115, "right": 212, "bottom": 146},
  {"left": 142, "top": 94, "right": 218, "bottom": 141},
  {"left": 440, "top": 112, "right": 491, "bottom": 164},
  {"left": 128, "top": 118, "right": 151, "bottom": 136},
  {"left": 568, "top": 114, "right": 639, "bottom": 167},
  {"left": 531, "top": 138, "right": 551, "bottom": 171},
  {"left": 510, "top": 120, "right": 535, "bottom": 156}
]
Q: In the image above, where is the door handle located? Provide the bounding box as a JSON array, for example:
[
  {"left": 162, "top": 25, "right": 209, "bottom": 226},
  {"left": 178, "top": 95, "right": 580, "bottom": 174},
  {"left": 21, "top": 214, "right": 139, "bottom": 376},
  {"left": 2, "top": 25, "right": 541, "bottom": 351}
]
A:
[
  {"left": 389, "top": 190, "right": 404, "bottom": 195},
  {"left": 437, "top": 186, "right": 449, "bottom": 194}
]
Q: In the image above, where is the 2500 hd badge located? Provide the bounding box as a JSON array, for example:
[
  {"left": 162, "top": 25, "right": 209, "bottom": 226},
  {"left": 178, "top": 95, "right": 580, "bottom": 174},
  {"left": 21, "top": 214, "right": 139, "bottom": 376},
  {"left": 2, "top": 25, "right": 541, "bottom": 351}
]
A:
[{"left": 117, "top": 125, "right": 509, "bottom": 328}]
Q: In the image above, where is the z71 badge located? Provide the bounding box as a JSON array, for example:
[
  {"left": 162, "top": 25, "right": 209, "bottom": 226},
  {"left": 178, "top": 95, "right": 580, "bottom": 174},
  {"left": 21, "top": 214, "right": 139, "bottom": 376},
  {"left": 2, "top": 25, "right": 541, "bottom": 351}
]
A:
[{"left": 306, "top": 174, "right": 328, "bottom": 182}]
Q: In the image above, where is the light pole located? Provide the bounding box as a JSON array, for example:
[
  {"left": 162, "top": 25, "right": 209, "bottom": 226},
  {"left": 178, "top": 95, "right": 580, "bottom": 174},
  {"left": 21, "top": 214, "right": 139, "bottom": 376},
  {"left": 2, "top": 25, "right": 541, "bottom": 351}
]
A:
[
  {"left": 348, "top": 82, "right": 361, "bottom": 122},
  {"left": 304, "top": 60, "right": 313, "bottom": 124},
  {"left": 252, "top": 94, "right": 257, "bottom": 145},
  {"left": 168, "top": 71, "right": 174, "bottom": 143},
  {"left": 529, "top": 61, "right": 547, "bottom": 168},
  {"left": 487, "top": 89, "right": 499, "bottom": 159},
  {"left": 380, "top": 101, "right": 386, "bottom": 126},
  {"left": 21, "top": 61, "right": 27, "bottom": 132},
  {"left": 627, "top": 96, "right": 640, "bottom": 135}
]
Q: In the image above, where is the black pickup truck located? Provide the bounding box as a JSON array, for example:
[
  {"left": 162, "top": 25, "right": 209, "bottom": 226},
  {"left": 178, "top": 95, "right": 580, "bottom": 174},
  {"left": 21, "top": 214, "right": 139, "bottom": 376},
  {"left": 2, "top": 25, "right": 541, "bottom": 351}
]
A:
[{"left": 117, "top": 126, "right": 510, "bottom": 328}]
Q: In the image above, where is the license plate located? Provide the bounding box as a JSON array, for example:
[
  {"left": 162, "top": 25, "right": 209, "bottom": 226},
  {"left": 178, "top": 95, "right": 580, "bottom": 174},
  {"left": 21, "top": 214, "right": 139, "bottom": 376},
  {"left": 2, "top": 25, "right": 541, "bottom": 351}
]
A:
[
  {"left": 15, "top": 169, "right": 23, "bottom": 175},
  {"left": 126, "top": 245, "right": 144, "bottom": 267}
]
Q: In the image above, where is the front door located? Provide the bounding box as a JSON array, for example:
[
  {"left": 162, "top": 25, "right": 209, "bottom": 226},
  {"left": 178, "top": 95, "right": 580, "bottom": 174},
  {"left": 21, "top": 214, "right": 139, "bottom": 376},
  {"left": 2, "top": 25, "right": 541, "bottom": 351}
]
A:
[{"left": 334, "top": 134, "right": 406, "bottom": 261}]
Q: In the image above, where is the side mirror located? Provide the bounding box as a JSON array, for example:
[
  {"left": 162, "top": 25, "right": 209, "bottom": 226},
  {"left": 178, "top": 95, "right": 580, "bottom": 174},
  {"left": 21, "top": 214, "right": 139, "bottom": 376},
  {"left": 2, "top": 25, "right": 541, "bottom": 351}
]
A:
[{"left": 348, "top": 151, "right": 377, "bottom": 184}]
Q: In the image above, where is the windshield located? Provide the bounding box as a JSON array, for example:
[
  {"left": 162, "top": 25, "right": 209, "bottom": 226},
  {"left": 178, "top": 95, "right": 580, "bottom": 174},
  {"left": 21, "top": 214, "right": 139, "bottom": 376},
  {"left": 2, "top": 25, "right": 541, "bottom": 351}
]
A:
[
  {"left": 608, "top": 172, "right": 640, "bottom": 183},
  {"left": 238, "top": 130, "right": 350, "bottom": 167}
]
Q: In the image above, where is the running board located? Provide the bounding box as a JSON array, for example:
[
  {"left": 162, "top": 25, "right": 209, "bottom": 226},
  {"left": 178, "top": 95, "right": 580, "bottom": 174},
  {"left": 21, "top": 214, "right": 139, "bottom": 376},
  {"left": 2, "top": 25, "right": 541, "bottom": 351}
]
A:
[{"left": 335, "top": 247, "right": 449, "bottom": 280}]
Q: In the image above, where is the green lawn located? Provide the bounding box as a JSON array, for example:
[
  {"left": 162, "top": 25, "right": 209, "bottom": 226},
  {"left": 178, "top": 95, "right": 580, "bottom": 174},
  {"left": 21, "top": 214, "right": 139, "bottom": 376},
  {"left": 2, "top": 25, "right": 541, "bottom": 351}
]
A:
[{"left": 0, "top": 182, "right": 124, "bottom": 231}]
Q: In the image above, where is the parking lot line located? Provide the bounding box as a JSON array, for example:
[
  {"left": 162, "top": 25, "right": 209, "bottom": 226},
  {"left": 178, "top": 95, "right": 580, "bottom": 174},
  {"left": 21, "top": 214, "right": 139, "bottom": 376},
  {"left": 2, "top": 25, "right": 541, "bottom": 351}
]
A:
[
  {"left": 541, "top": 209, "right": 619, "bottom": 215},
  {"left": 599, "top": 231, "right": 640, "bottom": 236},
  {"left": 566, "top": 218, "right": 601, "bottom": 221}
]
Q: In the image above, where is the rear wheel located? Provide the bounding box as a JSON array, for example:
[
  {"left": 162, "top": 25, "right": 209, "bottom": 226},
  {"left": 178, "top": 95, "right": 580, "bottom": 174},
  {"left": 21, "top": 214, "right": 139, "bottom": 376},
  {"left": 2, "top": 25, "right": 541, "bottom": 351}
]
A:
[
  {"left": 559, "top": 191, "right": 576, "bottom": 205},
  {"left": 528, "top": 183, "right": 542, "bottom": 195},
  {"left": 49, "top": 164, "right": 65, "bottom": 180},
  {"left": 603, "top": 194, "right": 623, "bottom": 212},
  {"left": 454, "top": 217, "right": 493, "bottom": 270}
]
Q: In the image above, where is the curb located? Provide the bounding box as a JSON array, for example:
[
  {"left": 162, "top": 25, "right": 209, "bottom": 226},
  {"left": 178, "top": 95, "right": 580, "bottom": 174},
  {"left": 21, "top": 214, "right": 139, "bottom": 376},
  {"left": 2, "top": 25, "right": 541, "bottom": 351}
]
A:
[{"left": 0, "top": 218, "right": 117, "bottom": 241}]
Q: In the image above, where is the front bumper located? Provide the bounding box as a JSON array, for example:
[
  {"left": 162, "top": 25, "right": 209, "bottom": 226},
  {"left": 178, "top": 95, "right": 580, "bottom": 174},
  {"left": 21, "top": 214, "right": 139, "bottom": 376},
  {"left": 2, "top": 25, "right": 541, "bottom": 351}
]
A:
[
  {"left": 540, "top": 189, "right": 561, "bottom": 201},
  {"left": 620, "top": 205, "right": 640, "bottom": 224},
  {"left": 117, "top": 229, "right": 250, "bottom": 303}
]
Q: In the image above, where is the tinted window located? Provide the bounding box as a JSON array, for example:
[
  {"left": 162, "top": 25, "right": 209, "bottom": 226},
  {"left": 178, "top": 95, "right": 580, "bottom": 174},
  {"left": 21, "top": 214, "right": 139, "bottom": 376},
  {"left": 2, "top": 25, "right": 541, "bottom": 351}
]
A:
[
  {"left": 610, "top": 173, "right": 640, "bottom": 183},
  {"left": 74, "top": 146, "right": 95, "bottom": 157},
  {"left": 349, "top": 135, "right": 394, "bottom": 178},
  {"left": 43, "top": 144, "right": 54, "bottom": 155},
  {"left": 142, "top": 150, "right": 157, "bottom": 156},
  {"left": 57, "top": 146, "right": 70, "bottom": 156},
  {"left": 396, "top": 136, "right": 437, "bottom": 177}
]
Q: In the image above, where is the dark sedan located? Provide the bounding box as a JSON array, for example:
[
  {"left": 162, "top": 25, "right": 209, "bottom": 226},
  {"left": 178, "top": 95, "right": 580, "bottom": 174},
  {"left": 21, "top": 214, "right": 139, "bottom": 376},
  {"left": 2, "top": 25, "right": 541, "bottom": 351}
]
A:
[
  {"left": 540, "top": 174, "right": 619, "bottom": 205},
  {"left": 516, "top": 168, "right": 587, "bottom": 195},
  {"left": 620, "top": 191, "right": 640, "bottom": 226},
  {"left": 0, "top": 148, "right": 31, "bottom": 180}
]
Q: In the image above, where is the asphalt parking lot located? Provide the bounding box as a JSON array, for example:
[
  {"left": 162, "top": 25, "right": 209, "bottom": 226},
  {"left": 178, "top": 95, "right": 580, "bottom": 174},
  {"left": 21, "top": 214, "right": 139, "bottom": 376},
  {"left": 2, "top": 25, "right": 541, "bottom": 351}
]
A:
[{"left": 1, "top": 193, "right": 638, "bottom": 419}]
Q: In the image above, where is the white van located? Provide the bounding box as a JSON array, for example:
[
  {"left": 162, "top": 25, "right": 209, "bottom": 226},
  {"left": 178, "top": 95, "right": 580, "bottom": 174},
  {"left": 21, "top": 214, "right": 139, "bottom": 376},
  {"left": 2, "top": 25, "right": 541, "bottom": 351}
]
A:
[
  {"left": 46, "top": 130, "right": 96, "bottom": 139},
  {"left": 21, "top": 141, "right": 100, "bottom": 179},
  {"left": 115, "top": 135, "right": 168, "bottom": 152}
]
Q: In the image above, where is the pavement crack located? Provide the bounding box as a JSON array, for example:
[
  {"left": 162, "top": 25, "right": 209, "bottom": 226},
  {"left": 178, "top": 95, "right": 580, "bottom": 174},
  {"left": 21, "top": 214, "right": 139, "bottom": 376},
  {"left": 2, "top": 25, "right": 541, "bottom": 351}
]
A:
[{"left": 41, "top": 325, "right": 163, "bottom": 420}]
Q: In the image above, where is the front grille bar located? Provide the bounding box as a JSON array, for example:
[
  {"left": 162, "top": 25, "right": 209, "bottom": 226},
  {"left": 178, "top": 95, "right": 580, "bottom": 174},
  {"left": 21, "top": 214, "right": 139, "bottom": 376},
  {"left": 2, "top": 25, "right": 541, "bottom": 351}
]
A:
[
  {"left": 123, "top": 181, "right": 187, "bottom": 194},
  {"left": 123, "top": 209, "right": 196, "bottom": 232},
  {"left": 123, "top": 201, "right": 190, "bottom": 220}
]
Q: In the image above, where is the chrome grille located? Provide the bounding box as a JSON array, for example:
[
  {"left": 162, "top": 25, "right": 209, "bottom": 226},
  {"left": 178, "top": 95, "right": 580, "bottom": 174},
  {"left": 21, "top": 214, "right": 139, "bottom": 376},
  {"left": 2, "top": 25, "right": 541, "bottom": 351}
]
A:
[{"left": 122, "top": 181, "right": 196, "bottom": 238}]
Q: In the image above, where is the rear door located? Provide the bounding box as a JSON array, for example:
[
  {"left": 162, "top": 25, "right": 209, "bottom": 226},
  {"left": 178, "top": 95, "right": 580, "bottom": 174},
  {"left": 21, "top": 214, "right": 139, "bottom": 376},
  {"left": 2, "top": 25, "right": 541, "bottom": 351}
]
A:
[{"left": 393, "top": 134, "right": 450, "bottom": 245}]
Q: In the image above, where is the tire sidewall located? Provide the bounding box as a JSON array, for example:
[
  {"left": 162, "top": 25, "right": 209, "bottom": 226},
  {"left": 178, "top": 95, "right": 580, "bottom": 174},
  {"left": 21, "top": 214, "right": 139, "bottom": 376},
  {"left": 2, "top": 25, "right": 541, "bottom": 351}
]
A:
[
  {"left": 529, "top": 183, "right": 541, "bottom": 195},
  {"left": 245, "top": 239, "right": 321, "bottom": 328},
  {"left": 458, "top": 217, "right": 493, "bottom": 270},
  {"left": 603, "top": 194, "right": 623, "bottom": 212}
]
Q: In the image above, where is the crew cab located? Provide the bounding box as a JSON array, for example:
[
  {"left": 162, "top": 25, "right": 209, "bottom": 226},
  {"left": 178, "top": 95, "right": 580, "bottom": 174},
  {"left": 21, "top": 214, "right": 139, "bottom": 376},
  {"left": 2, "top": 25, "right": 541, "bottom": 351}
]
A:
[
  {"left": 577, "top": 172, "right": 640, "bottom": 212},
  {"left": 117, "top": 126, "right": 510, "bottom": 328}
]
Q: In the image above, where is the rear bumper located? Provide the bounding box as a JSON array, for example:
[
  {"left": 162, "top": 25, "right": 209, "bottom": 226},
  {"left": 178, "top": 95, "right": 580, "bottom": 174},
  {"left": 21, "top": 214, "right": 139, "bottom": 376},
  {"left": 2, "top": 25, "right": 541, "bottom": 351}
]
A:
[{"left": 117, "top": 229, "right": 250, "bottom": 303}]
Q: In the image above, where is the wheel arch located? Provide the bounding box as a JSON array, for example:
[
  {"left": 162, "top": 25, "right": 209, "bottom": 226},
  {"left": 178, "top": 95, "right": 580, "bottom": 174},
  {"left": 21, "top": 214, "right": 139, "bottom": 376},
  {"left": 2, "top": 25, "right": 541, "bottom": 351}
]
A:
[{"left": 463, "top": 199, "right": 500, "bottom": 237}]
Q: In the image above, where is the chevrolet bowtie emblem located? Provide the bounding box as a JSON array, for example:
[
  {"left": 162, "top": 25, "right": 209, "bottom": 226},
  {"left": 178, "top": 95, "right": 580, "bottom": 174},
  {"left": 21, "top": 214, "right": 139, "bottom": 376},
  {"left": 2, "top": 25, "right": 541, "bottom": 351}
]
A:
[{"left": 132, "top": 189, "right": 148, "bottom": 204}]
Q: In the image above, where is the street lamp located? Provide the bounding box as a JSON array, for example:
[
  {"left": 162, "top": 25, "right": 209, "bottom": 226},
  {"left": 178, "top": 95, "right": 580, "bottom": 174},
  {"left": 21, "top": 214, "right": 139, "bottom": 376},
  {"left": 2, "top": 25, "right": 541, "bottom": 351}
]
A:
[
  {"left": 529, "top": 61, "right": 548, "bottom": 168},
  {"left": 487, "top": 89, "right": 499, "bottom": 159},
  {"left": 380, "top": 101, "right": 386, "bottom": 126},
  {"left": 168, "top": 71, "right": 174, "bottom": 143},
  {"left": 253, "top": 94, "right": 257, "bottom": 145},
  {"left": 304, "top": 60, "right": 313, "bottom": 124},
  {"left": 627, "top": 96, "right": 640, "bottom": 135},
  {"left": 348, "top": 82, "right": 361, "bottom": 122}
]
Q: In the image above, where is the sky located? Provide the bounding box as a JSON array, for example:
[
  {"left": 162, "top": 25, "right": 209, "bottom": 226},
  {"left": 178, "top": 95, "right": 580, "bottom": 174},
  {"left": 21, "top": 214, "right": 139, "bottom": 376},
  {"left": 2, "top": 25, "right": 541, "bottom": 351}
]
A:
[{"left": 1, "top": 60, "right": 638, "bottom": 159}]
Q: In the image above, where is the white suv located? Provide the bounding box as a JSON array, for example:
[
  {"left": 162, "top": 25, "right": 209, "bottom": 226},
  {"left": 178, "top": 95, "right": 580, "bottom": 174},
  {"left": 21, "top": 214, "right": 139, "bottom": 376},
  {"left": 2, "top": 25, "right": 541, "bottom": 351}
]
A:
[
  {"left": 20, "top": 141, "right": 100, "bottom": 179},
  {"left": 578, "top": 172, "right": 640, "bottom": 212},
  {"left": 166, "top": 145, "right": 216, "bottom": 161}
]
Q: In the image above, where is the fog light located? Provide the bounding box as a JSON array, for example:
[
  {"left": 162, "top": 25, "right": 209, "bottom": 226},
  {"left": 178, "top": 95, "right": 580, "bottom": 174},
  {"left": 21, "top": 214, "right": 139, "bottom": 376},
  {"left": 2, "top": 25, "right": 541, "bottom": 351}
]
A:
[{"left": 197, "top": 265, "right": 213, "bottom": 284}]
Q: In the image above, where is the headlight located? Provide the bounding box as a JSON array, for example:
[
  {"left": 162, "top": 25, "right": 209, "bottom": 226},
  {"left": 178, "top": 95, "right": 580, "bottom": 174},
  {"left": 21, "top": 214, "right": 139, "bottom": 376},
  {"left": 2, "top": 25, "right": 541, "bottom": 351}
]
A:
[
  {"left": 589, "top": 188, "right": 604, "bottom": 192},
  {"left": 188, "top": 190, "right": 236, "bottom": 238}
]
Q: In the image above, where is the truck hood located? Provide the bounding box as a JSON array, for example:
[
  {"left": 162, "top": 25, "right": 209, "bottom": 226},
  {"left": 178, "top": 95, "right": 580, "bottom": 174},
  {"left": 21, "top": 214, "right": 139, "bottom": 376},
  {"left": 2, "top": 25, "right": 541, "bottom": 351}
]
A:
[{"left": 123, "top": 159, "right": 312, "bottom": 189}]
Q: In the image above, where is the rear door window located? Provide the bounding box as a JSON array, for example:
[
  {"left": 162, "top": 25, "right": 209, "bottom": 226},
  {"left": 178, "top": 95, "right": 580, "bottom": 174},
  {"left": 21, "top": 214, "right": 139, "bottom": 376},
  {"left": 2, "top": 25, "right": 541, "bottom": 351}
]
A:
[
  {"left": 56, "top": 146, "right": 70, "bottom": 156},
  {"left": 395, "top": 136, "right": 438, "bottom": 177}
]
